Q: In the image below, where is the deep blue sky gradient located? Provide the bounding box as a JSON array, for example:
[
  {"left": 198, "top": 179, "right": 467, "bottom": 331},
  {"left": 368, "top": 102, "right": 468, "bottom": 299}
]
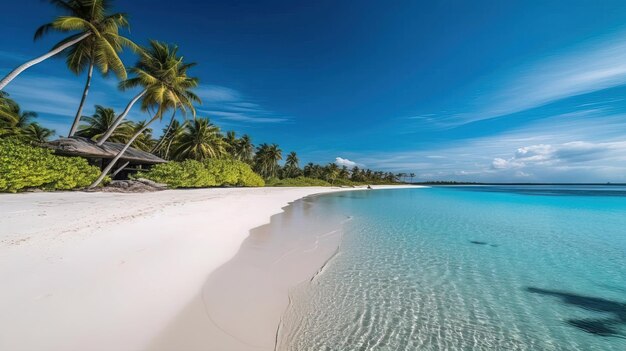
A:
[{"left": 2, "top": 0, "right": 626, "bottom": 181}]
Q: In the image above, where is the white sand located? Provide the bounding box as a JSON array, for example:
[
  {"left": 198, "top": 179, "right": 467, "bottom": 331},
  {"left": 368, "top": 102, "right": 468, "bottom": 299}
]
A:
[{"left": 0, "top": 185, "right": 412, "bottom": 351}]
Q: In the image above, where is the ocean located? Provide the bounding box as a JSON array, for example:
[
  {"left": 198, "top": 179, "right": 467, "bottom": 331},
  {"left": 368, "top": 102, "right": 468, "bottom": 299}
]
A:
[{"left": 277, "top": 186, "right": 626, "bottom": 350}]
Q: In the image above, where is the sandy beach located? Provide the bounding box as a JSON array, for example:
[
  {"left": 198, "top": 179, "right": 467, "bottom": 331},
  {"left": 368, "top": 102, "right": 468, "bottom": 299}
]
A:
[{"left": 0, "top": 185, "right": 411, "bottom": 351}]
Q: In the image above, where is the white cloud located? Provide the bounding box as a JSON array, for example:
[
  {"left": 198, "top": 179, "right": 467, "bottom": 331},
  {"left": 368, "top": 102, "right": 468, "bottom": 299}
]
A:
[
  {"left": 335, "top": 157, "right": 360, "bottom": 168},
  {"left": 423, "top": 31, "right": 626, "bottom": 127},
  {"left": 195, "top": 84, "right": 289, "bottom": 124},
  {"left": 195, "top": 85, "right": 240, "bottom": 103}
]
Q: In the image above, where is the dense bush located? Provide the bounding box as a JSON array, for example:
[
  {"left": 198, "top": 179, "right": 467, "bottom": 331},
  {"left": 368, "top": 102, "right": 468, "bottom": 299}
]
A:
[
  {"left": 0, "top": 138, "right": 102, "bottom": 192},
  {"left": 265, "top": 176, "right": 331, "bottom": 187},
  {"left": 134, "top": 158, "right": 265, "bottom": 188}
]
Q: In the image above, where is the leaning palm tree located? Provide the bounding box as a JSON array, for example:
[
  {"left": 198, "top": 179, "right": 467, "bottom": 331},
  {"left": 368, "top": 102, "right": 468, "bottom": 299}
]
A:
[
  {"left": 95, "top": 40, "right": 195, "bottom": 146},
  {"left": 88, "top": 41, "right": 200, "bottom": 188},
  {"left": 0, "top": 0, "right": 91, "bottom": 90},
  {"left": 0, "top": 0, "right": 138, "bottom": 129},
  {"left": 76, "top": 105, "right": 133, "bottom": 142},
  {"left": 253, "top": 143, "right": 282, "bottom": 179},
  {"left": 171, "top": 118, "right": 227, "bottom": 161}
]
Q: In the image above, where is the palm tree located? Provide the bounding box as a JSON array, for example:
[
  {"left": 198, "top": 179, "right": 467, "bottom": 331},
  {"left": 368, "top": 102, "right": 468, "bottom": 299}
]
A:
[
  {"left": 233, "top": 134, "right": 254, "bottom": 164},
  {"left": 89, "top": 41, "right": 200, "bottom": 188},
  {"left": 154, "top": 119, "right": 186, "bottom": 159},
  {"left": 285, "top": 151, "right": 299, "bottom": 168},
  {"left": 22, "top": 123, "right": 56, "bottom": 143},
  {"left": 283, "top": 151, "right": 300, "bottom": 178},
  {"left": 324, "top": 163, "right": 340, "bottom": 185},
  {"left": 224, "top": 130, "right": 237, "bottom": 154},
  {"left": 0, "top": 98, "right": 54, "bottom": 141},
  {"left": 56, "top": 1, "right": 138, "bottom": 137},
  {"left": 171, "top": 118, "right": 227, "bottom": 161},
  {"left": 338, "top": 165, "right": 349, "bottom": 180},
  {"left": 95, "top": 39, "right": 197, "bottom": 146},
  {"left": 127, "top": 120, "right": 154, "bottom": 152},
  {"left": 253, "top": 143, "right": 282, "bottom": 179},
  {"left": 1, "top": 1, "right": 139, "bottom": 141},
  {"left": 0, "top": 1, "right": 92, "bottom": 90},
  {"left": 76, "top": 105, "right": 133, "bottom": 142}
]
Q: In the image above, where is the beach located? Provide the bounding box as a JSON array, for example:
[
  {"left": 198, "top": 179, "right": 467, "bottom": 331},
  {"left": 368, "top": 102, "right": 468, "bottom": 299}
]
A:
[{"left": 0, "top": 185, "right": 409, "bottom": 351}]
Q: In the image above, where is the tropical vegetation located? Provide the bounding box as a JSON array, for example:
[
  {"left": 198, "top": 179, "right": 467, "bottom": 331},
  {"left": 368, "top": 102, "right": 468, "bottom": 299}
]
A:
[
  {"left": 134, "top": 159, "right": 264, "bottom": 188},
  {"left": 0, "top": 0, "right": 403, "bottom": 192},
  {"left": 0, "top": 138, "right": 101, "bottom": 192}
]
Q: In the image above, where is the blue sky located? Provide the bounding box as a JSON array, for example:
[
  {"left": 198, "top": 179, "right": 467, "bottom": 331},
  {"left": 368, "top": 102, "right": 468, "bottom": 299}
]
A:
[{"left": 2, "top": 0, "right": 626, "bottom": 182}]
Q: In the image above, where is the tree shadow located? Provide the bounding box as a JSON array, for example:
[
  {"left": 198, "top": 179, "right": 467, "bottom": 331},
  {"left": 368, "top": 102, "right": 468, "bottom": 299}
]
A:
[{"left": 526, "top": 287, "right": 626, "bottom": 338}]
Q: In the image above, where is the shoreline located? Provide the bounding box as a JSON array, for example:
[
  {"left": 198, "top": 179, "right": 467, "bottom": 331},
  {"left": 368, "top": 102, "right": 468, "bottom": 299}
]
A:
[{"left": 0, "top": 185, "right": 417, "bottom": 351}]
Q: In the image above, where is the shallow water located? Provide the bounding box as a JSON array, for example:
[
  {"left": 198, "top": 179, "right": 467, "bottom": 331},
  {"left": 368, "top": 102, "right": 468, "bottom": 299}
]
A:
[{"left": 277, "top": 186, "right": 626, "bottom": 350}]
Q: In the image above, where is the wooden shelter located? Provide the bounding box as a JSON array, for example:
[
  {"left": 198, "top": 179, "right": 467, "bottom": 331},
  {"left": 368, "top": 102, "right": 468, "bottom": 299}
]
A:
[{"left": 45, "top": 137, "right": 166, "bottom": 179}]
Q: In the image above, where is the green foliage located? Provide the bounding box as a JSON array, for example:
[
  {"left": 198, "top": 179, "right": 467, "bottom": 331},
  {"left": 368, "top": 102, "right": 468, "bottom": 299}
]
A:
[
  {"left": 134, "top": 159, "right": 264, "bottom": 188},
  {"left": 0, "top": 139, "right": 102, "bottom": 192},
  {"left": 266, "top": 176, "right": 331, "bottom": 187}
]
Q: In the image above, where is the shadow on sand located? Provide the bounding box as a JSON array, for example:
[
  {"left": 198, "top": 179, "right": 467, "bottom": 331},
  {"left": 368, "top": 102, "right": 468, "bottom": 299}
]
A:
[{"left": 526, "top": 287, "right": 626, "bottom": 338}]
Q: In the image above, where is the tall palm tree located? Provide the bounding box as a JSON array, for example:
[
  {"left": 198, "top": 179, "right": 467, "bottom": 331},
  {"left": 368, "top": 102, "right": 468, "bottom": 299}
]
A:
[
  {"left": 55, "top": 1, "right": 138, "bottom": 137},
  {"left": 171, "top": 118, "right": 227, "bottom": 161},
  {"left": 89, "top": 41, "right": 200, "bottom": 188},
  {"left": 76, "top": 105, "right": 133, "bottom": 142},
  {"left": 233, "top": 134, "right": 254, "bottom": 164},
  {"left": 253, "top": 143, "right": 282, "bottom": 179}
]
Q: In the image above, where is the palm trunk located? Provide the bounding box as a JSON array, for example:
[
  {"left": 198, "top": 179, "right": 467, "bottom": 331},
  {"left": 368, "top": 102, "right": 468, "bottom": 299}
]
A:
[
  {"left": 96, "top": 89, "right": 147, "bottom": 146},
  {"left": 164, "top": 136, "right": 176, "bottom": 160},
  {"left": 89, "top": 111, "right": 161, "bottom": 189},
  {"left": 0, "top": 32, "right": 91, "bottom": 91},
  {"left": 111, "top": 161, "right": 130, "bottom": 178},
  {"left": 150, "top": 109, "right": 176, "bottom": 153},
  {"left": 68, "top": 59, "right": 94, "bottom": 137}
]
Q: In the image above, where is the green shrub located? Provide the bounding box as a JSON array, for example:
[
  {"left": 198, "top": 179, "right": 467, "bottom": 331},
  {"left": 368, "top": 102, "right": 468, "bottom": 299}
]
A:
[
  {"left": 0, "top": 138, "right": 102, "bottom": 192},
  {"left": 266, "top": 176, "right": 331, "bottom": 187},
  {"left": 135, "top": 158, "right": 264, "bottom": 188}
]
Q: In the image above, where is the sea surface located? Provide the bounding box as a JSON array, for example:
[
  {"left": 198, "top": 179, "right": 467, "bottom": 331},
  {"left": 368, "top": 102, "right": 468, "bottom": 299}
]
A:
[{"left": 277, "top": 186, "right": 626, "bottom": 350}]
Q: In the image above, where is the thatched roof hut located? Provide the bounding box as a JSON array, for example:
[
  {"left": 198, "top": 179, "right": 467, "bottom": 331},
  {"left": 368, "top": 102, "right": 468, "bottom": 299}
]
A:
[{"left": 45, "top": 137, "right": 166, "bottom": 165}]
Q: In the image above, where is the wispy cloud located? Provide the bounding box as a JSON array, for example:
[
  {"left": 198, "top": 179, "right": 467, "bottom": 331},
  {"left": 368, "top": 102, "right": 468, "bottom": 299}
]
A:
[
  {"left": 422, "top": 31, "right": 626, "bottom": 128},
  {"left": 196, "top": 85, "right": 289, "bottom": 124}
]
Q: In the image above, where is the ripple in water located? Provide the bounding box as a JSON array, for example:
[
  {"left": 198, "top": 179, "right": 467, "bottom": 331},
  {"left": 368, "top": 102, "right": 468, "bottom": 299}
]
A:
[{"left": 277, "top": 187, "right": 626, "bottom": 350}]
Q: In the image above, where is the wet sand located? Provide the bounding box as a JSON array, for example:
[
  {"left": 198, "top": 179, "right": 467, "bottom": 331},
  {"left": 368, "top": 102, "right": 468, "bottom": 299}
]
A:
[{"left": 148, "top": 195, "right": 350, "bottom": 351}]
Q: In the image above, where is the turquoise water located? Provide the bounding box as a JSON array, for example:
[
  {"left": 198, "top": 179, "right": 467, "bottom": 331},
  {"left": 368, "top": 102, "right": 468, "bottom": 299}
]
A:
[{"left": 278, "top": 186, "right": 626, "bottom": 350}]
